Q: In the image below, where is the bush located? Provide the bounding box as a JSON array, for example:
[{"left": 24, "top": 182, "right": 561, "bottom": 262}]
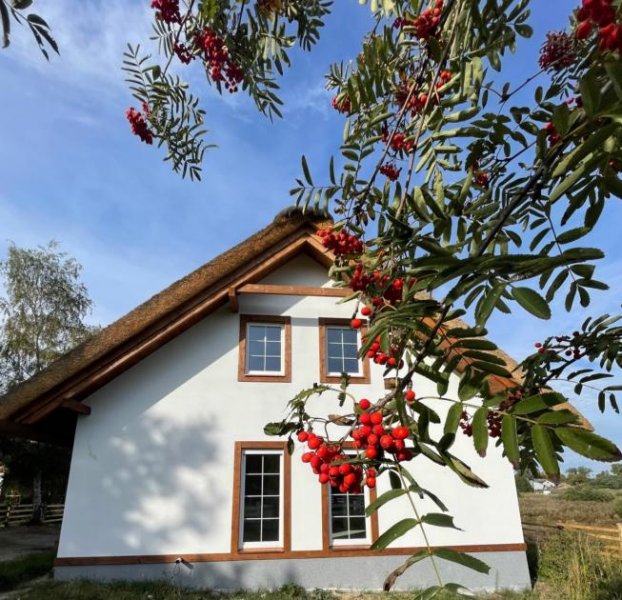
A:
[
  {"left": 516, "top": 475, "right": 534, "bottom": 494},
  {"left": 537, "top": 531, "right": 622, "bottom": 600},
  {"left": 612, "top": 498, "right": 622, "bottom": 519},
  {"left": 562, "top": 485, "right": 614, "bottom": 502}
]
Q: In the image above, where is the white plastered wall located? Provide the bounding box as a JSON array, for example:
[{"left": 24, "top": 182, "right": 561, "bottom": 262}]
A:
[{"left": 57, "top": 253, "right": 524, "bottom": 558}]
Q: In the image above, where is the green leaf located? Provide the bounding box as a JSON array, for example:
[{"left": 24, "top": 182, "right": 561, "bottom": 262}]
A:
[
  {"left": 445, "top": 402, "right": 464, "bottom": 435},
  {"left": 512, "top": 287, "right": 551, "bottom": 319},
  {"left": 301, "top": 155, "right": 313, "bottom": 185},
  {"left": 383, "top": 550, "right": 430, "bottom": 591},
  {"left": 532, "top": 425, "right": 560, "bottom": 480},
  {"left": 501, "top": 415, "right": 520, "bottom": 468},
  {"left": 371, "top": 518, "right": 418, "bottom": 550},
  {"left": 555, "top": 428, "right": 622, "bottom": 462},
  {"left": 537, "top": 411, "right": 578, "bottom": 425},
  {"left": 446, "top": 456, "right": 489, "bottom": 488},
  {"left": 472, "top": 407, "right": 489, "bottom": 457},
  {"left": 579, "top": 70, "right": 601, "bottom": 117},
  {"left": 434, "top": 548, "right": 491, "bottom": 574},
  {"left": 512, "top": 392, "right": 566, "bottom": 415},
  {"left": 421, "top": 513, "right": 461, "bottom": 529},
  {"left": 365, "top": 488, "right": 407, "bottom": 517}
]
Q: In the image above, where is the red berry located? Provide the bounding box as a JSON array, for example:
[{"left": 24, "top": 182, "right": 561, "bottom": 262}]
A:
[
  {"left": 392, "top": 426, "right": 410, "bottom": 440},
  {"left": 365, "top": 446, "right": 379, "bottom": 459},
  {"left": 576, "top": 20, "right": 593, "bottom": 39},
  {"left": 359, "top": 412, "right": 372, "bottom": 425},
  {"left": 361, "top": 306, "right": 372, "bottom": 316},
  {"left": 302, "top": 452, "right": 313, "bottom": 463},
  {"left": 366, "top": 477, "right": 377, "bottom": 488},
  {"left": 351, "top": 318, "right": 363, "bottom": 330},
  {"left": 359, "top": 399, "right": 371, "bottom": 410},
  {"left": 380, "top": 434, "right": 394, "bottom": 450},
  {"left": 297, "top": 431, "right": 309, "bottom": 442},
  {"left": 405, "top": 389, "right": 416, "bottom": 403}
]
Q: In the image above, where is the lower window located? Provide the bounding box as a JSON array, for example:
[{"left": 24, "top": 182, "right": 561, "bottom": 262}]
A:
[
  {"left": 330, "top": 485, "right": 368, "bottom": 543},
  {"left": 240, "top": 450, "right": 283, "bottom": 548}
]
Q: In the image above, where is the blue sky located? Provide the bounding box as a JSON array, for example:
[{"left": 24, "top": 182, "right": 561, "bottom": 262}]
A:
[{"left": 0, "top": 1, "right": 620, "bottom": 472}]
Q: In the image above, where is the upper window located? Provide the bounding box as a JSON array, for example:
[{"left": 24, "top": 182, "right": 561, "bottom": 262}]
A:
[
  {"left": 238, "top": 315, "right": 291, "bottom": 382},
  {"left": 319, "top": 318, "right": 370, "bottom": 384}
]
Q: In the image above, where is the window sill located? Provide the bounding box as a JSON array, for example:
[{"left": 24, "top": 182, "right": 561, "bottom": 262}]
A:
[
  {"left": 330, "top": 544, "right": 372, "bottom": 551},
  {"left": 237, "top": 547, "right": 285, "bottom": 554}
]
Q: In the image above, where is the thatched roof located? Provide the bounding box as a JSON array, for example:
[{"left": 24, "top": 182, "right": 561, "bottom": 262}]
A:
[{"left": 0, "top": 206, "right": 589, "bottom": 442}]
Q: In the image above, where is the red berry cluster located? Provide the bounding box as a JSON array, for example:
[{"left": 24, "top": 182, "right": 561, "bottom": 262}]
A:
[
  {"left": 347, "top": 265, "right": 406, "bottom": 306},
  {"left": 498, "top": 389, "right": 523, "bottom": 411},
  {"left": 535, "top": 333, "right": 582, "bottom": 359},
  {"left": 363, "top": 335, "right": 404, "bottom": 369},
  {"left": 394, "top": 0, "right": 444, "bottom": 40},
  {"left": 544, "top": 122, "right": 562, "bottom": 146},
  {"left": 538, "top": 31, "right": 577, "bottom": 71},
  {"left": 575, "top": 0, "right": 622, "bottom": 52},
  {"left": 393, "top": 71, "right": 452, "bottom": 117},
  {"left": 316, "top": 226, "right": 364, "bottom": 256},
  {"left": 194, "top": 28, "right": 243, "bottom": 92},
  {"left": 332, "top": 95, "right": 352, "bottom": 114},
  {"left": 299, "top": 431, "right": 374, "bottom": 491},
  {"left": 151, "top": 0, "right": 181, "bottom": 24},
  {"left": 174, "top": 42, "right": 194, "bottom": 65},
  {"left": 126, "top": 105, "right": 154, "bottom": 144},
  {"left": 380, "top": 162, "right": 401, "bottom": 181},
  {"left": 459, "top": 410, "right": 501, "bottom": 438},
  {"left": 469, "top": 162, "right": 489, "bottom": 187},
  {"left": 352, "top": 407, "right": 413, "bottom": 462},
  {"left": 382, "top": 129, "right": 415, "bottom": 153}
]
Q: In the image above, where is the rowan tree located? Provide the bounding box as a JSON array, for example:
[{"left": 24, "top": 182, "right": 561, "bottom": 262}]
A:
[{"left": 3, "top": 0, "right": 622, "bottom": 594}]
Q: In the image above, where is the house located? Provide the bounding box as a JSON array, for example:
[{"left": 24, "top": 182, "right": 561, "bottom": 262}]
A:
[
  {"left": 531, "top": 479, "right": 557, "bottom": 495},
  {"left": 0, "top": 208, "right": 532, "bottom": 592}
]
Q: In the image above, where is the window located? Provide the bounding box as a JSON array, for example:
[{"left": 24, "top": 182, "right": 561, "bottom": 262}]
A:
[
  {"left": 232, "top": 442, "right": 291, "bottom": 553},
  {"left": 240, "top": 451, "right": 282, "bottom": 546},
  {"left": 320, "top": 446, "right": 378, "bottom": 550},
  {"left": 318, "top": 318, "right": 370, "bottom": 384},
  {"left": 329, "top": 485, "right": 368, "bottom": 544},
  {"left": 238, "top": 315, "right": 291, "bottom": 382}
]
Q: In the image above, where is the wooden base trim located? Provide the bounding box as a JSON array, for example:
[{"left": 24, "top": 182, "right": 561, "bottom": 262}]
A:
[{"left": 54, "top": 543, "right": 527, "bottom": 567}]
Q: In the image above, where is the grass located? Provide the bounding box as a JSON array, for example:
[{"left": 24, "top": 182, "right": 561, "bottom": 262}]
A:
[
  {"left": 0, "top": 551, "right": 55, "bottom": 592},
  {"left": 518, "top": 490, "right": 622, "bottom": 526}
]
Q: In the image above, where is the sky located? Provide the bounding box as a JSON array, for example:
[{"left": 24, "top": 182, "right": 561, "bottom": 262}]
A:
[{"left": 0, "top": 0, "right": 620, "bottom": 472}]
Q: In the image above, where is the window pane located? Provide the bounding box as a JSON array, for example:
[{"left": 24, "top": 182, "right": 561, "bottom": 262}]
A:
[
  {"left": 332, "top": 517, "right": 348, "bottom": 539},
  {"left": 243, "top": 497, "right": 262, "bottom": 519},
  {"left": 245, "top": 455, "right": 263, "bottom": 474},
  {"left": 265, "top": 326, "right": 281, "bottom": 341},
  {"left": 343, "top": 359, "right": 360, "bottom": 374},
  {"left": 328, "top": 357, "right": 343, "bottom": 374},
  {"left": 349, "top": 495, "right": 365, "bottom": 515},
  {"left": 248, "top": 355, "right": 265, "bottom": 372},
  {"left": 248, "top": 325, "right": 266, "bottom": 342},
  {"left": 341, "top": 329, "right": 358, "bottom": 344},
  {"left": 265, "top": 356, "right": 281, "bottom": 372},
  {"left": 265, "top": 341, "right": 281, "bottom": 357},
  {"left": 326, "top": 328, "right": 342, "bottom": 344},
  {"left": 262, "top": 518, "right": 279, "bottom": 542},
  {"left": 331, "top": 495, "right": 348, "bottom": 516},
  {"left": 245, "top": 474, "right": 262, "bottom": 495},
  {"left": 263, "top": 475, "right": 280, "bottom": 495},
  {"left": 243, "top": 519, "right": 261, "bottom": 542},
  {"left": 248, "top": 340, "right": 265, "bottom": 356},
  {"left": 263, "top": 496, "right": 280, "bottom": 518},
  {"left": 349, "top": 518, "right": 367, "bottom": 539},
  {"left": 263, "top": 455, "right": 280, "bottom": 473},
  {"left": 342, "top": 343, "right": 359, "bottom": 359}
]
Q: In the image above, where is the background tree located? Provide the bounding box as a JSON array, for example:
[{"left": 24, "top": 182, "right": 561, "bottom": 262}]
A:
[{"left": 0, "top": 242, "right": 96, "bottom": 520}]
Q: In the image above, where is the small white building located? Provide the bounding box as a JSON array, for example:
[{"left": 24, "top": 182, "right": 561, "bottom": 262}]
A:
[
  {"left": 0, "top": 209, "right": 531, "bottom": 592},
  {"left": 531, "top": 479, "right": 557, "bottom": 495}
]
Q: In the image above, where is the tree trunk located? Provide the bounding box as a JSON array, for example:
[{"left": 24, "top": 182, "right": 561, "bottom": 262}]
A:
[{"left": 32, "top": 469, "right": 42, "bottom": 523}]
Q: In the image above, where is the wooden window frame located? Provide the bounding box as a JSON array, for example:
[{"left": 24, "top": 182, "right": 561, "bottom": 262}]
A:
[
  {"left": 238, "top": 315, "right": 292, "bottom": 383},
  {"left": 318, "top": 318, "right": 370, "bottom": 384},
  {"left": 321, "top": 444, "right": 378, "bottom": 551},
  {"left": 231, "top": 442, "right": 291, "bottom": 554}
]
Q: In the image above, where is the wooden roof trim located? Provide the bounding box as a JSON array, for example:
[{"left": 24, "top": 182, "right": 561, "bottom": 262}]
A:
[{"left": 16, "top": 231, "right": 331, "bottom": 425}]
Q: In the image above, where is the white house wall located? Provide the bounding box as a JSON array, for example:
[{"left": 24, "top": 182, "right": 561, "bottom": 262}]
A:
[{"left": 57, "top": 253, "right": 529, "bottom": 589}]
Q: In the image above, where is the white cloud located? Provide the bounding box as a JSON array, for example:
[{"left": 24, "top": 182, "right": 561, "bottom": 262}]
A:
[{"left": 4, "top": 0, "right": 152, "bottom": 93}]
